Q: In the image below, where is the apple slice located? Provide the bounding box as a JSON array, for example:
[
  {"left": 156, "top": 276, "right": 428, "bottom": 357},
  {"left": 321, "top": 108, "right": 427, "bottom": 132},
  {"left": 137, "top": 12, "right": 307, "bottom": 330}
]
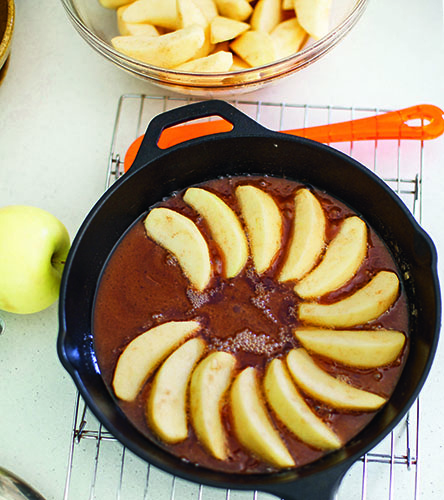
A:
[
  {"left": 293, "top": 0, "right": 332, "bottom": 40},
  {"left": 144, "top": 207, "right": 212, "bottom": 291},
  {"left": 193, "top": 0, "right": 219, "bottom": 23},
  {"left": 147, "top": 338, "right": 206, "bottom": 443},
  {"left": 111, "top": 26, "right": 205, "bottom": 69},
  {"left": 230, "top": 31, "right": 277, "bottom": 67},
  {"left": 298, "top": 271, "right": 400, "bottom": 328},
  {"left": 230, "top": 367, "right": 295, "bottom": 468},
  {"left": 99, "top": 0, "right": 132, "bottom": 8},
  {"left": 210, "top": 16, "right": 250, "bottom": 43},
  {"left": 215, "top": 0, "right": 253, "bottom": 22},
  {"left": 294, "top": 216, "right": 367, "bottom": 299},
  {"left": 230, "top": 54, "right": 251, "bottom": 70},
  {"left": 235, "top": 185, "right": 282, "bottom": 274},
  {"left": 295, "top": 329, "right": 406, "bottom": 368},
  {"left": 286, "top": 349, "right": 387, "bottom": 410},
  {"left": 117, "top": 6, "right": 160, "bottom": 37},
  {"left": 175, "top": 51, "right": 233, "bottom": 72},
  {"left": 177, "top": 0, "right": 208, "bottom": 28},
  {"left": 189, "top": 351, "right": 236, "bottom": 460},
  {"left": 271, "top": 17, "right": 307, "bottom": 60},
  {"left": 112, "top": 320, "right": 201, "bottom": 401},
  {"left": 264, "top": 359, "right": 342, "bottom": 450},
  {"left": 183, "top": 188, "right": 248, "bottom": 278},
  {"left": 278, "top": 188, "right": 326, "bottom": 283},
  {"left": 250, "top": 0, "right": 282, "bottom": 34},
  {"left": 122, "top": 0, "right": 179, "bottom": 30},
  {"left": 176, "top": 0, "right": 214, "bottom": 59}
]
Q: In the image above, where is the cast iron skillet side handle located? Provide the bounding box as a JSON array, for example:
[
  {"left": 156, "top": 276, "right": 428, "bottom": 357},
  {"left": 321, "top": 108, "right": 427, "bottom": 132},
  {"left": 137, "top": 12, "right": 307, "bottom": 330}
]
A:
[
  {"left": 264, "top": 462, "right": 351, "bottom": 500},
  {"left": 129, "top": 100, "right": 269, "bottom": 172}
]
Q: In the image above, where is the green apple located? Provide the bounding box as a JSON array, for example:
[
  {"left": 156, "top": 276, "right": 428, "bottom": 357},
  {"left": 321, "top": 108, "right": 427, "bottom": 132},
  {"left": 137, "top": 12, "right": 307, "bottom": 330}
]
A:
[{"left": 0, "top": 205, "right": 70, "bottom": 315}]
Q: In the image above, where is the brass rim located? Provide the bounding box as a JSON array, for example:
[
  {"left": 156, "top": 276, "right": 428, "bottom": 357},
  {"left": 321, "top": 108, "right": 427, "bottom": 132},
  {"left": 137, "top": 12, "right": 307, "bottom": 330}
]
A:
[{"left": 0, "top": 0, "right": 15, "bottom": 68}]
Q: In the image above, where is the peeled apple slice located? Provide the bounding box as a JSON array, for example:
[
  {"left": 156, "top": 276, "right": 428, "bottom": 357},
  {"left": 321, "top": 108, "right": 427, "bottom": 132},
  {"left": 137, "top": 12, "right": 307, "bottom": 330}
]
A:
[
  {"left": 294, "top": 216, "right": 367, "bottom": 299},
  {"left": 210, "top": 16, "right": 250, "bottom": 44},
  {"left": 215, "top": 0, "right": 253, "bottom": 22},
  {"left": 177, "top": 0, "right": 208, "bottom": 29},
  {"left": 286, "top": 349, "right": 387, "bottom": 411},
  {"left": 144, "top": 207, "right": 212, "bottom": 291},
  {"left": 250, "top": 0, "right": 282, "bottom": 34},
  {"left": 230, "top": 367, "right": 295, "bottom": 468},
  {"left": 175, "top": 51, "right": 233, "bottom": 72},
  {"left": 235, "top": 185, "right": 283, "bottom": 274},
  {"left": 293, "top": 0, "right": 332, "bottom": 40},
  {"left": 183, "top": 188, "right": 248, "bottom": 278},
  {"left": 122, "top": 0, "right": 179, "bottom": 30},
  {"left": 147, "top": 338, "right": 206, "bottom": 443},
  {"left": 111, "top": 26, "right": 205, "bottom": 69},
  {"left": 271, "top": 17, "right": 307, "bottom": 60},
  {"left": 295, "top": 329, "right": 406, "bottom": 368},
  {"left": 298, "top": 271, "right": 400, "bottom": 328},
  {"left": 99, "top": 0, "right": 131, "bottom": 8},
  {"left": 194, "top": 0, "right": 219, "bottom": 23},
  {"left": 278, "top": 188, "right": 326, "bottom": 282},
  {"left": 117, "top": 6, "right": 160, "bottom": 37},
  {"left": 189, "top": 351, "right": 236, "bottom": 460},
  {"left": 264, "top": 359, "right": 342, "bottom": 450},
  {"left": 112, "top": 320, "right": 201, "bottom": 401},
  {"left": 230, "top": 30, "right": 277, "bottom": 67}
]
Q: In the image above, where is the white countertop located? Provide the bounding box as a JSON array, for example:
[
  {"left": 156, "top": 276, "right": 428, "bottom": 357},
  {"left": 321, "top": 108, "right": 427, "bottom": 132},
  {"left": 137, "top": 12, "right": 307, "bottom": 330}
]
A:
[{"left": 0, "top": 1, "right": 443, "bottom": 499}]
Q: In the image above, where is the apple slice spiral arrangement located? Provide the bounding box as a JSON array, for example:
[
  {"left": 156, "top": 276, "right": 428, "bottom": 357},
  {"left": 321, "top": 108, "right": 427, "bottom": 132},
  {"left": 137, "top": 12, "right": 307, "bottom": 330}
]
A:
[{"left": 107, "top": 180, "right": 407, "bottom": 471}]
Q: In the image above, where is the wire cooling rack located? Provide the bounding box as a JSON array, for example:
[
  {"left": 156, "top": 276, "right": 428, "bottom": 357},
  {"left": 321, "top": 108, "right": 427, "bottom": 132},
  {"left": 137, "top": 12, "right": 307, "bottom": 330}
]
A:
[{"left": 63, "top": 95, "right": 426, "bottom": 500}]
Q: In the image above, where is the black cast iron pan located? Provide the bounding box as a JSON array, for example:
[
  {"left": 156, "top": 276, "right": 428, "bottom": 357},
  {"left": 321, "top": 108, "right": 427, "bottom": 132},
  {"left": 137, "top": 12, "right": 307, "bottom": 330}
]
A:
[{"left": 58, "top": 100, "right": 441, "bottom": 500}]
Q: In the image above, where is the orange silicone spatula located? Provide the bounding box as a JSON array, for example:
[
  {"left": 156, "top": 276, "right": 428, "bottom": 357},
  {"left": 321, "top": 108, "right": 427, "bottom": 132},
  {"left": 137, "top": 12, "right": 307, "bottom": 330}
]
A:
[{"left": 123, "top": 104, "right": 444, "bottom": 173}]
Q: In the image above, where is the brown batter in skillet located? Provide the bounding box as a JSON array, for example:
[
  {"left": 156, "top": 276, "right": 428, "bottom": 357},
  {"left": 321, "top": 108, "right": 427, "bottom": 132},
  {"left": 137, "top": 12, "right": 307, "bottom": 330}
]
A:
[{"left": 93, "top": 175, "right": 409, "bottom": 474}]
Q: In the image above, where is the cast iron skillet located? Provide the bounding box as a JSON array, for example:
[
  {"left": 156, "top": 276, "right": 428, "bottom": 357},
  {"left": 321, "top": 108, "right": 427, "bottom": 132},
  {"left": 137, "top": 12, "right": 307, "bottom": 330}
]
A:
[{"left": 58, "top": 100, "right": 441, "bottom": 500}]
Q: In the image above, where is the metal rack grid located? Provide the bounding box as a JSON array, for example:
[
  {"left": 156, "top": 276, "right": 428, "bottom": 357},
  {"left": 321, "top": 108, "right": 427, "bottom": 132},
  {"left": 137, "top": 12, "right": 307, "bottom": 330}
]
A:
[{"left": 63, "top": 95, "right": 426, "bottom": 500}]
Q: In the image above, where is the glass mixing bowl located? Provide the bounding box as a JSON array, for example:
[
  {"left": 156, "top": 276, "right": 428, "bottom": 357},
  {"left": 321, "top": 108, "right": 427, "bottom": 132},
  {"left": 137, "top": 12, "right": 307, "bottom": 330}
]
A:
[{"left": 60, "top": 0, "right": 368, "bottom": 96}]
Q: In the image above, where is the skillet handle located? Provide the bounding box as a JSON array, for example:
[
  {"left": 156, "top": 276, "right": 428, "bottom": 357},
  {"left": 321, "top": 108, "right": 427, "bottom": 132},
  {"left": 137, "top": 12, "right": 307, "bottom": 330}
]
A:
[
  {"left": 129, "top": 100, "right": 267, "bottom": 173},
  {"left": 263, "top": 463, "right": 350, "bottom": 500}
]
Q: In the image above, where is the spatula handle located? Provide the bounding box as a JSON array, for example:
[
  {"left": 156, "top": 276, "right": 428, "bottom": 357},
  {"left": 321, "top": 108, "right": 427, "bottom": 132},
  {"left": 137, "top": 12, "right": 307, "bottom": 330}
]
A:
[
  {"left": 124, "top": 104, "right": 444, "bottom": 172},
  {"left": 294, "top": 104, "right": 444, "bottom": 142}
]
